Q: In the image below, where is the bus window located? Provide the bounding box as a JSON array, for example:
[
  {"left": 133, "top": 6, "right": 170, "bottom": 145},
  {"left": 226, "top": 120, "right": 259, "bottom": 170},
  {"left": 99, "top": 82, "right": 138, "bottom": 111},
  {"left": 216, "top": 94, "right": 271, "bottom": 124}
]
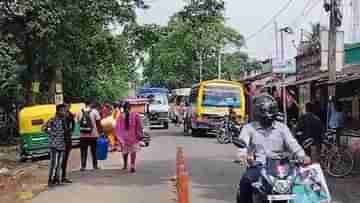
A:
[{"left": 202, "top": 86, "right": 241, "bottom": 108}]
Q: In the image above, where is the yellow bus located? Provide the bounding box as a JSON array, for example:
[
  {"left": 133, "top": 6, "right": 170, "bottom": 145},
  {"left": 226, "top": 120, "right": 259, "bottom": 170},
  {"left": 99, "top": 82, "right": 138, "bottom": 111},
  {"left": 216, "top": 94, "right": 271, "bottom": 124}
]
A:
[{"left": 184, "top": 80, "right": 246, "bottom": 136}]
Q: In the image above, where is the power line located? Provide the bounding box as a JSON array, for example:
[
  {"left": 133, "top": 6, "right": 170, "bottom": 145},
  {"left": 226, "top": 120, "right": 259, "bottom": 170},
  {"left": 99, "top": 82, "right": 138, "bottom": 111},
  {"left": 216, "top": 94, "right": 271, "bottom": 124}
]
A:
[
  {"left": 303, "top": 0, "right": 316, "bottom": 15},
  {"left": 143, "top": 0, "right": 160, "bottom": 3},
  {"left": 245, "top": 0, "right": 295, "bottom": 42},
  {"left": 290, "top": 0, "right": 316, "bottom": 28},
  {"left": 291, "top": 0, "right": 323, "bottom": 31}
]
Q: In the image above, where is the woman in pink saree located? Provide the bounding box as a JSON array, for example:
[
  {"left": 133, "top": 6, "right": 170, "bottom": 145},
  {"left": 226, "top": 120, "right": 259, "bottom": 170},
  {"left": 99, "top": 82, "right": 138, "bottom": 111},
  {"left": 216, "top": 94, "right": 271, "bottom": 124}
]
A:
[{"left": 115, "top": 102, "right": 143, "bottom": 173}]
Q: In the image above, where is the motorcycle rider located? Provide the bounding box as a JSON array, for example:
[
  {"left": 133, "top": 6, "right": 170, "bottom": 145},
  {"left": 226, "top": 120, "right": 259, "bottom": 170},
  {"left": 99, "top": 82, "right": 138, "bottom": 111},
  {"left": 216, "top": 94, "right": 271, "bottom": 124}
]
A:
[{"left": 237, "top": 94, "right": 311, "bottom": 203}]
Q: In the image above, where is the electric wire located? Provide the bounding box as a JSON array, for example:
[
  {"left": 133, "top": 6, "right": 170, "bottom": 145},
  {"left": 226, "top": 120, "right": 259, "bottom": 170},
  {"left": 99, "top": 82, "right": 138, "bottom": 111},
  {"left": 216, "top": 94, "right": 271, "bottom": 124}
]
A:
[{"left": 245, "top": 0, "right": 295, "bottom": 42}]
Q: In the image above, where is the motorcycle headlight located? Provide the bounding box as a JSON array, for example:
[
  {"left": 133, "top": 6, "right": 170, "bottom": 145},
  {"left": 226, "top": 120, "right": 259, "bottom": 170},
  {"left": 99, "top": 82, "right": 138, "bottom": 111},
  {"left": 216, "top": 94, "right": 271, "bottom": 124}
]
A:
[{"left": 273, "top": 180, "right": 291, "bottom": 194}]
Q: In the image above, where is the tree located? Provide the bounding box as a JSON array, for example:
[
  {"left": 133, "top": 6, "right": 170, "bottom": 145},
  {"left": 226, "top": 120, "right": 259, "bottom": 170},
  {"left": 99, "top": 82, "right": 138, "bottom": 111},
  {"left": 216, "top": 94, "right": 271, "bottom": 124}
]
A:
[
  {"left": 142, "top": 0, "right": 249, "bottom": 88},
  {"left": 0, "top": 0, "right": 149, "bottom": 105},
  {"left": 0, "top": 41, "right": 24, "bottom": 103}
]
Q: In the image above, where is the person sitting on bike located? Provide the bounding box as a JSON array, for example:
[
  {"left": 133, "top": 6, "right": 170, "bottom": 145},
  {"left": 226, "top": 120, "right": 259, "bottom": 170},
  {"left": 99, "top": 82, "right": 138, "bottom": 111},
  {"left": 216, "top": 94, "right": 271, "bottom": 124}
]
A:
[
  {"left": 237, "top": 94, "right": 311, "bottom": 203},
  {"left": 296, "top": 102, "right": 325, "bottom": 162}
]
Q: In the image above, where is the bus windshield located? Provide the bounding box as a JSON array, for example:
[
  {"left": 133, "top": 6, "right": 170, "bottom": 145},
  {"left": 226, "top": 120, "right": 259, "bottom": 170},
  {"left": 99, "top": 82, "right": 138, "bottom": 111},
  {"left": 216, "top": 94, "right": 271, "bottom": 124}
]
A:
[{"left": 202, "top": 85, "right": 241, "bottom": 108}]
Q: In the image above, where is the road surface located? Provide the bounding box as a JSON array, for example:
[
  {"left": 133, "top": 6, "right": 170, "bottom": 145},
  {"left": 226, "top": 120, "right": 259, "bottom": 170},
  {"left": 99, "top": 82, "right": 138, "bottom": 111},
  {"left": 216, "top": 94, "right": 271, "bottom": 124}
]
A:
[{"left": 30, "top": 127, "right": 360, "bottom": 203}]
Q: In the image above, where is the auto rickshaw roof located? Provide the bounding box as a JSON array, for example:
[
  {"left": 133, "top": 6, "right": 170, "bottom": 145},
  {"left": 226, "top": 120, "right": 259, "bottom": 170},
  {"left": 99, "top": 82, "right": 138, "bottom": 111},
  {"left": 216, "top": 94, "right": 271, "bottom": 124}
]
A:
[
  {"left": 19, "top": 103, "right": 85, "bottom": 118},
  {"left": 19, "top": 105, "right": 56, "bottom": 118}
]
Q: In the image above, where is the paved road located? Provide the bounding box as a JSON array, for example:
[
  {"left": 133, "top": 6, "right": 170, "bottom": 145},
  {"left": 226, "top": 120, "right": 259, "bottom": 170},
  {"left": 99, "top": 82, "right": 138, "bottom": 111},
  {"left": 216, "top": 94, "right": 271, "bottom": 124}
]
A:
[{"left": 30, "top": 127, "right": 360, "bottom": 203}]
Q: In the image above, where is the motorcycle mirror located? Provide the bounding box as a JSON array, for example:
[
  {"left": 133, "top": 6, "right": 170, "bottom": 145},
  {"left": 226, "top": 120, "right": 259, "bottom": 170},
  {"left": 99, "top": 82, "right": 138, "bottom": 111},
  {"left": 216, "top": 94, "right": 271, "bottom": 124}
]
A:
[{"left": 233, "top": 138, "right": 247, "bottom": 148}]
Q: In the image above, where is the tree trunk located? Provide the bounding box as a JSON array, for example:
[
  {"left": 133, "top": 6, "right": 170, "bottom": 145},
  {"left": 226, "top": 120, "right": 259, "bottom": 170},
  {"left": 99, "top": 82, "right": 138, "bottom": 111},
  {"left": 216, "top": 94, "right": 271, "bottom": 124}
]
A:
[
  {"left": 49, "top": 68, "right": 63, "bottom": 104},
  {"left": 24, "top": 37, "right": 35, "bottom": 106}
]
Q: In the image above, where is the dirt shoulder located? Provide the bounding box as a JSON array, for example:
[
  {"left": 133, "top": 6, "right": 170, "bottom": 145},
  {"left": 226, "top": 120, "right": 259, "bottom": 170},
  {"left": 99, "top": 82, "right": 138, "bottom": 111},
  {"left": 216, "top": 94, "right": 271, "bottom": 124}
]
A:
[{"left": 0, "top": 147, "right": 48, "bottom": 203}]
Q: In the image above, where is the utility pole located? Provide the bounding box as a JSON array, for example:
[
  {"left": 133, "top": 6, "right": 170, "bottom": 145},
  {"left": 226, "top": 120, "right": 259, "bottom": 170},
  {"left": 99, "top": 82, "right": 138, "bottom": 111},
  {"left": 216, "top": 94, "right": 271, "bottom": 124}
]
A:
[
  {"left": 275, "top": 22, "right": 279, "bottom": 59},
  {"left": 280, "top": 29, "right": 285, "bottom": 61},
  {"left": 325, "top": 0, "right": 342, "bottom": 98},
  {"left": 328, "top": 0, "right": 338, "bottom": 99},
  {"left": 352, "top": 0, "right": 360, "bottom": 42},
  {"left": 280, "top": 29, "right": 287, "bottom": 125},
  {"left": 278, "top": 26, "right": 293, "bottom": 125}
]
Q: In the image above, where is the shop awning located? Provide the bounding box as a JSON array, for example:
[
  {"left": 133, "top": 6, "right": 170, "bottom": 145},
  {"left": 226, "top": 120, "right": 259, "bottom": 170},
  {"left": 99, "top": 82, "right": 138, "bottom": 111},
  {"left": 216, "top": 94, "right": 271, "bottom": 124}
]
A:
[
  {"left": 318, "top": 73, "right": 360, "bottom": 85},
  {"left": 265, "top": 74, "right": 324, "bottom": 87},
  {"left": 291, "top": 74, "right": 328, "bottom": 86}
]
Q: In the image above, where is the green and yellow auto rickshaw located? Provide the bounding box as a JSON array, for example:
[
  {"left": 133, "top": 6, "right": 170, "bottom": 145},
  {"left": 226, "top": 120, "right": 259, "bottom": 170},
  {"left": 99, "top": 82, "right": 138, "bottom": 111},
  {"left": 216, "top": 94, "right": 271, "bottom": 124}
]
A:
[{"left": 18, "top": 103, "right": 84, "bottom": 161}]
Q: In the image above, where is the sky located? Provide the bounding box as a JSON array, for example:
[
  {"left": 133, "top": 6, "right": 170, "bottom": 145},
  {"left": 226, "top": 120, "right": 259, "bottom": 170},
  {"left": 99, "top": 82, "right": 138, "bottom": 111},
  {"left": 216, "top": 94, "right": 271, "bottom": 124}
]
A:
[{"left": 135, "top": 0, "right": 357, "bottom": 60}]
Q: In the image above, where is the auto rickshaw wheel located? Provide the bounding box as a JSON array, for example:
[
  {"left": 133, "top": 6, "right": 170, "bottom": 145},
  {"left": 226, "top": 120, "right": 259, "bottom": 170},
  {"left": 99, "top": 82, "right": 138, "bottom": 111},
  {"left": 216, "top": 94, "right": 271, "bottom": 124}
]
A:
[{"left": 16, "top": 146, "right": 27, "bottom": 163}]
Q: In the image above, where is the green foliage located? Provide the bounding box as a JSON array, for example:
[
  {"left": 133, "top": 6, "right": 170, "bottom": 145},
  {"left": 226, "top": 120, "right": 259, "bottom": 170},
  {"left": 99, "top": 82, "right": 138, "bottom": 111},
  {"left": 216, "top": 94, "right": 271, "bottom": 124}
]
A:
[
  {"left": 0, "top": 0, "right": 148, "bottom": 105},
  {"left": 62, "top": 32, "right": 132, "bottom": 103},
  {"left": 142, "top": 0, "right": 256, "bottom": 89},
  {"left": 0, "top": 41, "right": 24, "bottom": 102}
]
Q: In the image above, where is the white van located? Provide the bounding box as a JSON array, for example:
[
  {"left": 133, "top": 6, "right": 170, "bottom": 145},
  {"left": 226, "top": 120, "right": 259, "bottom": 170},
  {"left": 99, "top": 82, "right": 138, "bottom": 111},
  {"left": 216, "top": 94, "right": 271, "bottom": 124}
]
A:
[{"left": 146, "top": 93, "right": 170, "bottom": 129}]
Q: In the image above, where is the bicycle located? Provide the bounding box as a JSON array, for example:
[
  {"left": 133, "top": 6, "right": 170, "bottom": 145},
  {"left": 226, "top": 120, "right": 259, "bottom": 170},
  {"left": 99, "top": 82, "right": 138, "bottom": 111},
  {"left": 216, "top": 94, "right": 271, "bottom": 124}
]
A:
[
  {"left": 300, "top": 129, "right": 354, "bottom": 178},
  {"left": 340, "top": 129, "right": 360, "bottom": 175}
]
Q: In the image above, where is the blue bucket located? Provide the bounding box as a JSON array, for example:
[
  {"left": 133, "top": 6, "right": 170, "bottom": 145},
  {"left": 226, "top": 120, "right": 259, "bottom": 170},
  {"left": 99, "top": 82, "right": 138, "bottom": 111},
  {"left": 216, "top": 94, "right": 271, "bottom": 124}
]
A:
[{"left": 96, "top": 135, "right": 109, "bottom": 160}]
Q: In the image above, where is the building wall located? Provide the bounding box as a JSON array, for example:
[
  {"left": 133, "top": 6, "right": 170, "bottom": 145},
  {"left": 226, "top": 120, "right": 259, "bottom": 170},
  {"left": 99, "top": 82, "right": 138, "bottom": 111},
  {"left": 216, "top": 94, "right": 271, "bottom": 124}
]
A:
[{"left": 345, "top": 43, "right": 360, "bottom": 65}]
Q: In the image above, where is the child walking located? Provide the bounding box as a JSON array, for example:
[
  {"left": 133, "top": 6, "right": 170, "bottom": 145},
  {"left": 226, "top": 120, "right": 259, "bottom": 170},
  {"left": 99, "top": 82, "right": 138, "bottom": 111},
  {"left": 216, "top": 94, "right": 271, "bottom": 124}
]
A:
[{"left": 42, "top": 104, "right": 67, "bottom": 187}]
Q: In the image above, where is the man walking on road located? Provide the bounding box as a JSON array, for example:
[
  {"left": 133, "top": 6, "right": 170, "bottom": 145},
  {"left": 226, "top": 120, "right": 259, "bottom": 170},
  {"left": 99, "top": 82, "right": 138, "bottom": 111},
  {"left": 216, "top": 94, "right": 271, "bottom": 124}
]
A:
[
  {"left": 79, "top": 101, "right": 102, "bottom": 171},
  {"left": 62, "top": 103, "right": 75, "bottom": 183}
]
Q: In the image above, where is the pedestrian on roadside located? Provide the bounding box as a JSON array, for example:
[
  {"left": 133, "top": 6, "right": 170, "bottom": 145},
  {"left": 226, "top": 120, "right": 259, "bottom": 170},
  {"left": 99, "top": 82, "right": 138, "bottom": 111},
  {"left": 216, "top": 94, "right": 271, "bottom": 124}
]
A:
[
  {"left": 79, "top": 101, "right": 102, "bottom": 171},
  {"left": 62, "top": 103, "right": 75, "bottom": 183},
  {"left": 42, "top": 104, "right": 67, "bottom": 187},
  {"left": 115, "top": 101, "right": 143, "bottom": 173},
  {"left": 111, "top": 102, "right": 121, "bottom": 151},
  {"left": 296, "top": 102, "right": 325, "bottom": 162},
  {"left": 174, "top": 97, "right": 183, "bottom": 126},
  {"left": 100, "top": 103, "right": 109, "bottom": 119},
  {"left": 328, "top": 99, "right": 345, "bottom": 146}
]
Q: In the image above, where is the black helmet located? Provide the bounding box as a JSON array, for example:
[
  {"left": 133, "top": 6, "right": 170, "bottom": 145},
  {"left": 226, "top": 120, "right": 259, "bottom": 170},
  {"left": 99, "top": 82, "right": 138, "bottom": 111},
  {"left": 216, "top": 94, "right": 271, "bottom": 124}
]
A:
[{"left": 253, "top": 94, "right": 279, "bottom": 127}]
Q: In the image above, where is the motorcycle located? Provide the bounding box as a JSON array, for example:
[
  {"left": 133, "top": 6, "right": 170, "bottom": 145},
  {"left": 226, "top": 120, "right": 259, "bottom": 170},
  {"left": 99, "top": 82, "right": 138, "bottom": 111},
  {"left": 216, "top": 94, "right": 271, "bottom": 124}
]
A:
[
  {"left": 233, "top": 138, "right": 331, "bottom": 203},
  {"left": 216, "top": 115, "right": 242, "bottom": 144}
]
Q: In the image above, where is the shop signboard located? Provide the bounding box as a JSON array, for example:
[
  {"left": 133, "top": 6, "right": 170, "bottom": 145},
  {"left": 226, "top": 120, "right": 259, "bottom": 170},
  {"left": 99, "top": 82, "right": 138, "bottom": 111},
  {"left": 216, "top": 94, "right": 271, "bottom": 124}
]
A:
[
  {"left": 32, "top": 81, "right": 40, "bottom": 93},
  {"left": 54, "top": 94, "right": 64, "bottom": 105},
  {"left": 272, "top": 58, "right": 296, "bottom": 74},
  {"left": 55, "top": 83, "right": 63, "bottom": 93}
]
